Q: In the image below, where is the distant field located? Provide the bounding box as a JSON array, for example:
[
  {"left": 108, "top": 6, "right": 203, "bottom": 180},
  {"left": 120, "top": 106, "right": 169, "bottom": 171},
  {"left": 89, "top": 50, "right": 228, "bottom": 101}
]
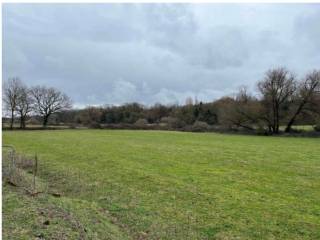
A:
[
  {"left": 3, "top": 130, "right": 320, "bottom": 239},
  {"left": 2, "top": 123, "right": 70, "bottom": 129},
  {"left": 280, "top": 125, "right": 316, "bottom": 131}
]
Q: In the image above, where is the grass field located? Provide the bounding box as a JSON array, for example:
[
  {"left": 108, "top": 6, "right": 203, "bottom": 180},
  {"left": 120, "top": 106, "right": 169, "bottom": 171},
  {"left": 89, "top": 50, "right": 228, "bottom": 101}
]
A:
[
  {"left": 2, "top": 130, "right": 320, "bottom": 239},
  {"left": 279, "top": 125, "right": 316, "bottom": 132}
]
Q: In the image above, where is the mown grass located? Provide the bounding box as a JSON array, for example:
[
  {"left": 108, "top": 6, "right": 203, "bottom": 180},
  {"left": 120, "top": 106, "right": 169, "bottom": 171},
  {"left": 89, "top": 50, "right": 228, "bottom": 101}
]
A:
[
  {"left": 279, "top": 125, "right": 315, "bottom": 132},
  {"left": 3, "top": 130, "right": 320, "bottom": 239}
]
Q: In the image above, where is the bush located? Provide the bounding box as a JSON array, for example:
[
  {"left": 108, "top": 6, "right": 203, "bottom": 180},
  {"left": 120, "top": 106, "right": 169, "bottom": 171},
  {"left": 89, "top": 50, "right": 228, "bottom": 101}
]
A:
[
  {"left": 69, "top": 123, "right": 77, "bottom": 129},
  {"left": 191, "top": 121, "right": 210, "bottom": 132},
  {"left": 314, "top": 123, "right": 320, "bottom": 132},
  {"left": 134, "top": 118, "right": 148, "bottom": 128},
  {"left": 27, "top": 117, "right": 41, "bottom": 126},
  {"left": 89, "top": 122, "right": 101, "bottom": 129},
  {"left": 161, "top": 117, "right": 186, "bottom": 129},
  {"left": 256, "top": 126, "right": 269, "bottom": 135}
]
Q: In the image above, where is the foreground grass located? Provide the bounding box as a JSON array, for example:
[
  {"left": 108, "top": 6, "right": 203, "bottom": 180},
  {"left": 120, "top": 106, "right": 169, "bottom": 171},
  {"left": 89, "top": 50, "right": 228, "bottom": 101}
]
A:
[
  {"left": 3, "top": 130, "right": 320, "bottom": 239},
  {"left": 3, "top": 185, "right": 128, "bottom": 240}
]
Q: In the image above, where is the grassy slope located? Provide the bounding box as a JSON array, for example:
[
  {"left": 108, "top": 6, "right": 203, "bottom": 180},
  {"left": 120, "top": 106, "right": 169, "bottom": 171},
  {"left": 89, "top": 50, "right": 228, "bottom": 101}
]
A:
[
  {"left": 3, "top": 182, "right": 129, "bottom": 240},
  {"left": 3, "top": 130, "right": 320, "bottom": 239}
]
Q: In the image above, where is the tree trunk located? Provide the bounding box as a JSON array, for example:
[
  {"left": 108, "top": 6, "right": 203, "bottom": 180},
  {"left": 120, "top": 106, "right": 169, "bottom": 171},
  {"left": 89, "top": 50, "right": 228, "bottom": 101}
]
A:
[
  {"left": 285, "top": 101, "right": 306, "bottom": 133},
  {"left": 20, "top": 115, "right": 26, "bottom": 129},
  {"left": 274, "top": 123, "right": 279, "bottom": 133},
  {"left": 285, "top": 119, "right": 294, "bottom": 133},
  {"left": 272, "top": 109, "right": 276, "bottom": 133},
  {"left": 20, "top": 116, "right": 23, "bottom": 129},
  {"left": 237, "top": 123, "right": 254, "bottom": 131},
  {"left": 10, "top": 110, "right": 14, "bottom": 130},
  {"left": 274, "top": 103, "right": 280, "bottom": 134},
  {"left": 43, "top": 115, "right": 49, "bottom": 127}
]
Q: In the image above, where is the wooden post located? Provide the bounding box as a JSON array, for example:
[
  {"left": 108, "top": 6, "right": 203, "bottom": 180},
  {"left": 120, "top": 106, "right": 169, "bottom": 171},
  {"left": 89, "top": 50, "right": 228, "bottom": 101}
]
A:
[{"left": 33, "top": 154, "right": 38, "bottom": 193}]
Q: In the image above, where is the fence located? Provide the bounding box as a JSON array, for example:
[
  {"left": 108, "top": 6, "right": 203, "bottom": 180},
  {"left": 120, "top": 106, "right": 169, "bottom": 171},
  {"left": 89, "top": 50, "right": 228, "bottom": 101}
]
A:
[
  {"left": 2, "top": 145, "right": 42, "bottom": 195},
  {"left": 2, "top": 145, "right": 205, "bottom": 239}
]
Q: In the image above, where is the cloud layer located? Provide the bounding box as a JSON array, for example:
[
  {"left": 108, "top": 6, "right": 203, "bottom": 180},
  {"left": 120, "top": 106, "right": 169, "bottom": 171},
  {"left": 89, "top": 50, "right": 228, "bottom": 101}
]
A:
[{"left": 3, "top": 4, "right": 320, "bottom": 106}]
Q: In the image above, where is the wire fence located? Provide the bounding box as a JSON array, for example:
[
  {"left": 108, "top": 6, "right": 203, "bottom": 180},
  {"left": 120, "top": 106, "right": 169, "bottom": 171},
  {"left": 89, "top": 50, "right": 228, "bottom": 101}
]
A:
[
  {"left": 2, "top": 145, "right": 16, "bottom": 182},
  {"left": 2, "top": 145, "right": 45, "bottom": 196},
  {"left": 2, "top": 145, "right": 208, "bottom": 239}
]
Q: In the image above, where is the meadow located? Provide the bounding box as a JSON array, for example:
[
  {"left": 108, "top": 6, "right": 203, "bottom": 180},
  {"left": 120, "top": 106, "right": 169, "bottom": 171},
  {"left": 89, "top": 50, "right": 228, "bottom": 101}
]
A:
[{"left": 2, "top": 130, "right": 320, "bottom": 239}]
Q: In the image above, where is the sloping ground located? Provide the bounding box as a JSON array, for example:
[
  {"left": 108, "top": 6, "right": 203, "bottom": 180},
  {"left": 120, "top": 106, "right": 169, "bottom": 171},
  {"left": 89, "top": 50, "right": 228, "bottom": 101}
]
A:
[
  {"left": 3, "top": 183, "right": 129, "bottom": 240},
  {"left": 3, "top": 130, "right": 320, "bottom": 239}
]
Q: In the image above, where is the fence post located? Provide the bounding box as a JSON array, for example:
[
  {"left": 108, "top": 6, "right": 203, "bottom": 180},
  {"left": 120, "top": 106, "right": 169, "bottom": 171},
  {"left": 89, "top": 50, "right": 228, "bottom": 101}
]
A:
[
  {"left": 2, "top": 145, "right": 16, "bottom": 182},
  {"left": 33, "top": 154, "right": 38, "bottom": 193}
]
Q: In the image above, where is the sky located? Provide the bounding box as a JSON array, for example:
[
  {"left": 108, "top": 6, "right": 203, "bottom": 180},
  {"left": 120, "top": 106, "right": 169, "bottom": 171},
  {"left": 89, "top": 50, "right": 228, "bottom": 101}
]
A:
[{"left": 3, "top": 3, "right": 320, "bottom": 107}]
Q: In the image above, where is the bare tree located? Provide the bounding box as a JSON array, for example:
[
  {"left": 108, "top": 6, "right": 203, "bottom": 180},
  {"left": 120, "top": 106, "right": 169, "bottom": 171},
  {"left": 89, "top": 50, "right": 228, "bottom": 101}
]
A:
[
  {"left": 218, "top": 87, "right": 261, "bottom": 131},
  {"left": 285, "top": 70, "right": 320, "bottom": 132},
  {"left": 3, "top": 77, "right": 23, "bottom": 129},
  {"left": 258, "top": 67, "right": 296, "bottom": 133},
  {"left": 185, "top": 97, "right": 194, "bottom": 106},
  {"left": 78, "top": 106, "right": 103, "bottom": 126},
  {"left": 16, "top": 84, "right": 34, "bottom": 129},
  {"left": 31, "top": 86, "right": 72, "bottom": 127}
]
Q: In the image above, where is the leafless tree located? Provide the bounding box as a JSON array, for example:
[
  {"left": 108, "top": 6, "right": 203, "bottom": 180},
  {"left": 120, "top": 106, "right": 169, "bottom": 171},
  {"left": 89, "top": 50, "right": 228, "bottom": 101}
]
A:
[
  {"left": 218, "top": 87, "right": 261, "bottom": 131},
  {"left": 3, "top": 77, "right": 23, "bottom": 129},
  {"left": 258, "top": 67, "right": 296, "bottom": 133},
  {"left": 78, "top": 106, "right": 103, "bottom": 126},
  {"left": 16, "top": 84, "right": 34, "bottom": 129},
  {"left": 31, "top": 86, "right": 72, "bottom": 127},
  {"left": 185, "top": 97, "right": 194, "bottom": 106},
  {"left": 285, "top": 70, "right": 320, "bottom": 132}
]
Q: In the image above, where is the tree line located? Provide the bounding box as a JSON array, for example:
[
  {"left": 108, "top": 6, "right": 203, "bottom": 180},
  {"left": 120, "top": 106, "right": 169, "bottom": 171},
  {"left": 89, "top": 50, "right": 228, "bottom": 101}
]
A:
[
  {"left": 3, "top": 78, "right": 71, "bottom": 129},
  {"left": 3, "top": 67, "right": 320, "bottom": 134}
]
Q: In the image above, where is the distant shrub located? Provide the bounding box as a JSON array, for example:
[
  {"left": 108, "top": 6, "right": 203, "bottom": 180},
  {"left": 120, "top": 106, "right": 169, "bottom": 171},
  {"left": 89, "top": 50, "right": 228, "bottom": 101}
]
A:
[
  {"left": 161, "top": 117, "right": 186, "bottom": 129},
  {"left": 27, "top": 117, "right": 41, "bottom": 125},
  {"left": 134, "top": 119, "right": 148, "bottom": 128},
  {"left": 256, "top": 126, "right": 269, "bottom": 135},
  {"left": 314, "top": 123, "right": 320, "bottom": 132},
  {"left": 69, "top": 123, "right": 77, "bottom": 129},
  {"left": 160, "top": 117, "right": 170, "bottom": 124},
  {"left": 192, "top": 121, "right": 210, "bottom": 132},
  {"left": 89, "top": 122, "right": 101, "bottom": 129}
]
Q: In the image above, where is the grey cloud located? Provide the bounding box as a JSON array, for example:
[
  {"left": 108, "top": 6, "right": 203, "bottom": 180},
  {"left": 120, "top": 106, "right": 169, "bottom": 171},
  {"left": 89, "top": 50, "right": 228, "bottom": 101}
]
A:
[
  {"left": 3, "top": 3, "right": 320, "bottom": 106},
  {"left": 293, "top": 8, "right": 320, "bottom": 53}
]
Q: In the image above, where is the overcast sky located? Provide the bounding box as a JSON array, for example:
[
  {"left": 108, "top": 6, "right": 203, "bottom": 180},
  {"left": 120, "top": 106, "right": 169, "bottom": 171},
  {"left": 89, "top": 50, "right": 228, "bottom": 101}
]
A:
[{"left": 3, "top": 3, "right": 320, "bottom": 107}]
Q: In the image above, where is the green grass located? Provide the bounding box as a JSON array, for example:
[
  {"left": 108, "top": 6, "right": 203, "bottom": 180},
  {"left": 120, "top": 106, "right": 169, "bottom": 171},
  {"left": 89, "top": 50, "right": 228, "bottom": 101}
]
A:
[
  {"left": 2, "top": 123, "right": 70, "bottom": 129},
  {"left": 2, "top": 185, "right": 129, "bottom": 240},
  {"left": 3, "top": 130, "right": 320, "bottom": 239},
  {"left": 279, "top": 125, "right": 315, "bottom": 132},
  {"left": 292, "top": 125, "right": 315, "bottom": 131}
]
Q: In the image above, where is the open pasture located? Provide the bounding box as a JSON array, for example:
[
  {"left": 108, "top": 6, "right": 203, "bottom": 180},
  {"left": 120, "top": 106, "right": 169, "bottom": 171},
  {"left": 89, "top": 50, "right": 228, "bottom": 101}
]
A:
[{"left": 3, "top": 130, "right": 320, "bottom": 239}]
